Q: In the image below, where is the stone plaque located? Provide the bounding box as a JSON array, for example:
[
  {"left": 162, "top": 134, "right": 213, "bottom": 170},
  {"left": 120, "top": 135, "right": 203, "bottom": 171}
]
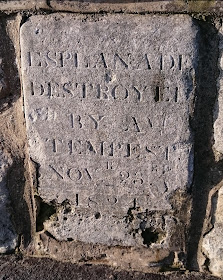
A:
[{"left": 21, "top": 14, "right": 197, "bottom": 246}]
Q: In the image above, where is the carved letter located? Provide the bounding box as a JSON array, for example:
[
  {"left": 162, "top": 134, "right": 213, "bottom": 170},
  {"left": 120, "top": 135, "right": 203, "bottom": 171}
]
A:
[
  {"left": 114, "top": 53, "right": 129, "bottom": 69},
  {"left": 86, "top": 141, "right": 96, "bottom": 155},
  {"left": 49, "top": 165, "right": 64, "bottom": 179},
  {"left": 93, "top": 53, "right": 108, "bottom": 68},
  {"left": 112, "top": 85, "right": 128, "bottom": 100},
  {"left": 124, "top": 116, "right": 141, "bottom": 132},
  {"left": 88, "top": 115, "right": 104, "bottom": 129},
  {"left": 70, "top": 114, "right": 82, "bottom": 129},
  {"left": 68, "top": 168, "right": 82, "bottom": 181},
  {"left": 179, "top": 55, "right": 182, "bottom": 70},
  {"left": 63, "top": 82, "right": 73, "bottom": 97},
  {"left": 46, "top": 51, "right": 57, "bottom": 67},
  {"left": 97, "top": 84, "right": 109, "bottom": 100}
]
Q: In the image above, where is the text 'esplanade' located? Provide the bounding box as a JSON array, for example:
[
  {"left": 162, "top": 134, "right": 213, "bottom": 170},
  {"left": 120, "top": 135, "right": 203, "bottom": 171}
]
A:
[{"left": 26, "top": 51, "right": 185, "bottom": 71}]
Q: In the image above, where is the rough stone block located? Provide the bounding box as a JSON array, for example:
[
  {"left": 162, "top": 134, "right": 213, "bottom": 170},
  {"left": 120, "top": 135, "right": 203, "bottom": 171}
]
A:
[
  {"left": 0, "top": 0, "right": 223, "bottom": 13},
  {"left": 202, "top": 186, "right": 223, "bottom": 278},
  {"left": 0, "top": 17, "right": 20, "bottom": 103},
  {"left": 203, "top": 24, "right": 223, "bottom": 277},
  {"left": 187, "top": 0, "right": 223, "bottom": 13},
  {"left": 0, "top": 149, "right": 17, "bottom": 253},
  {"left": 48, "top": 0, "right": 187, "bottom": 13},
  {"left": 48, "top": 0, "right": 223, "bottom": 14},
  {"left": 21, "top": 14, "right": 197, "bottom": 251},
  {"left": 214, "top": 27, "right": 223, "bottom": 155},
  {"left": 0, "top": 0, "right": 48, "bottom": 11}
]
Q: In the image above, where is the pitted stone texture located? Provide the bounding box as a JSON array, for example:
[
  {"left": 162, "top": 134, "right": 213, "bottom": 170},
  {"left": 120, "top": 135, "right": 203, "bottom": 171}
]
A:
[
  {"left": 21, "top": 14, "right": 197, "bottom": 247},
  {"left": 202, "top": 186, "right": 223, "bottom": 278},
  {"left": 48, "top": 0, "right": 187, "bottom": 13},
  {"left": 0, "top": 150, "right": 17, "bottom": 253},
  {"left": 1, "top": 0, "right": 223, "bottom": 13},
  {"left": 0, "top": 19, "right": 20, "bottom": 101},
  {"left": 214, "top": 26, "right": 223, "bottom": 155},
  {"left": 0, "top": 1, "right": 48, "bottom": 11},
  {"left": 204, "top": 24, "right": 223, "bottom": 278}
]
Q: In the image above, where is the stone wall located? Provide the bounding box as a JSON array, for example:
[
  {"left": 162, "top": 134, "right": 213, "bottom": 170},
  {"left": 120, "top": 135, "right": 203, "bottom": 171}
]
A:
[{"left": 0, "top": 0, "right": 223, "bottom": 279}]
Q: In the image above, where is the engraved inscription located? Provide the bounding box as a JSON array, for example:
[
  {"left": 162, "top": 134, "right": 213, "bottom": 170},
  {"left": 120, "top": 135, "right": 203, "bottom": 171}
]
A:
[
  {"left": 28, "top": 80, "right": 184, "bottom": 103},
  {"left": 21, "top": 14, "right": 197, "bottom": 246},
  {"left": 26, "top": 51, "right": 185, "bottom": 71}
]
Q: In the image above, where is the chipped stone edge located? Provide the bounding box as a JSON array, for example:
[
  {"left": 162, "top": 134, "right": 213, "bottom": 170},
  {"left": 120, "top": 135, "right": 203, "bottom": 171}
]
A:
[
  {"left": 0, "top": 1, "right": 223, "bottom": 14},
  {"left": 0, "top": 1, "right": 49, "bottom": 12},
  {"left": 200, "top": 181, "right": 223, "bottom": 277}
]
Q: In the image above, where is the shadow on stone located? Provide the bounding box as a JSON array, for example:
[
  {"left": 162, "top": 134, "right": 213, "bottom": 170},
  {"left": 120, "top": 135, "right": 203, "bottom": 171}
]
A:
[
  {"left": 0, "top": 15, "right": 20, "bottom": 112},
  {"left": 187, "top": 17, "right": 222, "bottom": 270},
  {"left": 141, "top": 228, "right": 159, "bottom": 247},
  {"left": 0, "top": 16, "right": 32, "bottom": 251},
  {"left": 35, "top": 196, "right": 56, "bottom": 232},
  {"left": 6, "top": 158, "right": 33, "bottom": 250}
]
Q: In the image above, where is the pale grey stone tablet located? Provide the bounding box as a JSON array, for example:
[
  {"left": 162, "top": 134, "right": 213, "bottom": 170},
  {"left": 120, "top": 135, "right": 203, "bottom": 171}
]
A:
[{"left": 21, "top": 14, "right": 197, "bottom": 247}]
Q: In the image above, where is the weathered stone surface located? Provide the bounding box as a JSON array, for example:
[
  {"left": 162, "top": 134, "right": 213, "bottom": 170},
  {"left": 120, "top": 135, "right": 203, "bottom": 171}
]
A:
[
  {"left": 0, "top": 0, "right": 48, "bottom": 11},
  {"left": 34, "top": 231, "right": 174, "bottom": 272},
  {"left": 203, "top": 27, "right": 223, "bottom": 270},
  {"left": 202, "top": 21, "right": 223, "bottom": 279},
  {"left": 202, "top": 185, "right": 223, "bottom": 278},
  {"left": 0, "top": 149, "right": 17, "bottom": 253},
  {"left": 48, "top": 0, "right": 187, "bottom": 13},
  {"left": 0, "top": 15, "right": 35, "bottom": 253},
  {"left": 214, "top": 27, "right": 223, "bottom": 155},
  {"left": 47, "top": 0, "right": 223, "bottom": 14},
  {"left": 0, "top": 17, "right": 20, "bottom": 104},
  {"left": 21, "top": 14, "right": 197, "bottom": 251},
  {"left": 1, "top": 0, "right": 223, "bottom": 14},
  {"left": 187, "top": 0, "right": 223, "bottom": 13},
  {"left": 0, "top": 16, "right": 25, "bottom": 254}
]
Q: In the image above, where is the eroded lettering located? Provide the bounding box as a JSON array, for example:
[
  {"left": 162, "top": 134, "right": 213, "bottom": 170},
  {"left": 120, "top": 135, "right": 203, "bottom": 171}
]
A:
[{"left": 26, "top": 51, "right": 186, "bottom": 72}]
